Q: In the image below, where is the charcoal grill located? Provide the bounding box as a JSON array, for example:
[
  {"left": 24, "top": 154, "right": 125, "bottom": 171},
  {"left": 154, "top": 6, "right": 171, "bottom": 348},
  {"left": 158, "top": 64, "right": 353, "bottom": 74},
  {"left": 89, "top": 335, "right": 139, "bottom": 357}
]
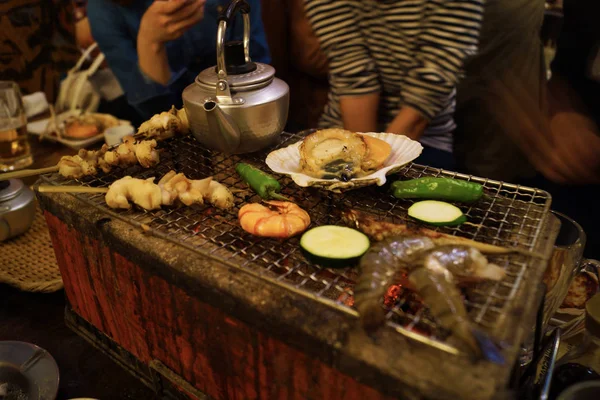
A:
[{"left": 38, "top": 131, "right": 559, "bottom": 400}]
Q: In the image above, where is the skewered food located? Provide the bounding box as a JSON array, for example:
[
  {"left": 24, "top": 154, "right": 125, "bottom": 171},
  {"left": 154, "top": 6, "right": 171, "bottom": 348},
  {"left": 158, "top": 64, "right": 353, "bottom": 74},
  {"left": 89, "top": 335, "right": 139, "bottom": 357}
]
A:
[
  {"left": 57, "top": 155, "right": 98, "bottom": 179},
  {"left": 136, "top": 106, "right": 189, "bottom": 140},
  {"left": 235, "top": 163, "right": 289, "bottom": 201},
  {"left": 408, "top": 200, "right": 467, "bottom": 227},
  {"left": 342, "top": 208, "right": 540, "bottom": 257},
  {"left": 356, "top": 235, "right": 505, "bottom": 362},
  {"left": 106, "top": 171, "right": 234, "bottom": 210},
  {"left": 300, "top": 226, "right": 370, "bottom": 268},
  {"left": 57, "top": 136, "right": 159, "bottom": 179},
  {"left": 105, "top": 176, "right": 163, "bottom": 210},
  {"left": 205, "top": 180, "right": 235, "bottom": 210},
  {"left": 157, "top": 170, "right": 210, "bottom": 206},
  {"left": 391, "top": 178, "right": 484, "bottom": 203},
  {"left": 299, "top": 129, "right": 392, "bottom": 181},
  {"left": 238, "top": 201, "right": 310, "bottom": 238}
]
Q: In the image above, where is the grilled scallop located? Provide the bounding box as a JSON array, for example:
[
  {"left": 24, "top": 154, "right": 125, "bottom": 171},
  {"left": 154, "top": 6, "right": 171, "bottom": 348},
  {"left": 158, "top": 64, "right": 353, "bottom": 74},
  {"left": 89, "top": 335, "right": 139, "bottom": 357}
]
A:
[{"left": 299, "top": 129, "right": 367, "bottom": 181}]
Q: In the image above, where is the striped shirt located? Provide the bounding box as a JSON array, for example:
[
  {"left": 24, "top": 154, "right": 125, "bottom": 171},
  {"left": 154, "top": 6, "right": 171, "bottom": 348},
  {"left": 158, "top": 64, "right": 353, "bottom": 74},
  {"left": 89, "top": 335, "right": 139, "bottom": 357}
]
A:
[{"left": 304, "top": 0, "right": 483, "bottom": 152}]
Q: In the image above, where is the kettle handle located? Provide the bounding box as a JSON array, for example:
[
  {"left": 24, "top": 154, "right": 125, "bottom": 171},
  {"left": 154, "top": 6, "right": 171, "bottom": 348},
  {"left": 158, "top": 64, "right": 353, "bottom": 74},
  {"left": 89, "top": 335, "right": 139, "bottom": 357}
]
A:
[{"left": 216, "top": 0, "right": 252, "bottom": 82}]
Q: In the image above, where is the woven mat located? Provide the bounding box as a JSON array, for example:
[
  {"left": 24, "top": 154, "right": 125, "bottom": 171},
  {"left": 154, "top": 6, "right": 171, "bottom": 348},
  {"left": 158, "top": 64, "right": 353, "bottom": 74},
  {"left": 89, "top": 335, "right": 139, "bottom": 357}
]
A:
[{"left": 0, "top": 204, "right": 63, "bottom": 292}]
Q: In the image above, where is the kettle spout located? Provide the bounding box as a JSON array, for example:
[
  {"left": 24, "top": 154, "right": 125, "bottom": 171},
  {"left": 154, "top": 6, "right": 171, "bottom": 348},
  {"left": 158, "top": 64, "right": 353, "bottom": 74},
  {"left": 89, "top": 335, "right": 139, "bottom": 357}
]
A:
[{"left": 203, "top": 101, "right": 241, "bottom": 153}]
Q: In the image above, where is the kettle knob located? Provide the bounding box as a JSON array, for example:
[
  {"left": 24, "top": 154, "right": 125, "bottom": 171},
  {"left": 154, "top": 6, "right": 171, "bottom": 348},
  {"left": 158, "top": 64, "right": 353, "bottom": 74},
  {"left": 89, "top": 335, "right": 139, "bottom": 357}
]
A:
[{"left": 223, "top": 41, "right": 257, "bottom": 74}]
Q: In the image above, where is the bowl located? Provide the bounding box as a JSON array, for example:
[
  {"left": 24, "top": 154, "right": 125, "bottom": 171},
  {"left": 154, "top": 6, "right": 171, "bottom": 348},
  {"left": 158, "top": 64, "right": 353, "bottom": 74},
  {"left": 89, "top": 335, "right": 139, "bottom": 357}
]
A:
[{"left": 0, "top": 341, "right": 59, "bottom": 400}]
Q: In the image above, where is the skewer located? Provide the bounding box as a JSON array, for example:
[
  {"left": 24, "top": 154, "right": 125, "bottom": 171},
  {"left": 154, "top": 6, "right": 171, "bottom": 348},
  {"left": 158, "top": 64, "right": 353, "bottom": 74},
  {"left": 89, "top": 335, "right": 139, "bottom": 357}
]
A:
[
  {"left": 0, "top": 165, "right": 59, "bottom": 181},
  {"left": 341, "top": 209, "right": 547, "bottom": 259},
  {"left": 37, "top": 185, "right": 108, "bottom": 194}
]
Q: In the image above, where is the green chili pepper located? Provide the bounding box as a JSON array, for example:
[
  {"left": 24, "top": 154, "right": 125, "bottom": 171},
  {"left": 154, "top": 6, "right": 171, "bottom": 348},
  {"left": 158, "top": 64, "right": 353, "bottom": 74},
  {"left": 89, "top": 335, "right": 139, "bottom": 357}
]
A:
[
  {"left": 391, "top": 177, "right": 483, "bottom": 203},
  {"left": 235, "top": 163, "right": 290, "bottom": 201}
]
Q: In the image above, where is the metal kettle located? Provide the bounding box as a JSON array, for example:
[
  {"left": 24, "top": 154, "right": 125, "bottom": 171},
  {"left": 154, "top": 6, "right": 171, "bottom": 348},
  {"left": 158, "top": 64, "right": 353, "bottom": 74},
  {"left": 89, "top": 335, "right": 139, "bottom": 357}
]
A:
[
  {"left": 0, "top": 179, "right": 35, "bottom": 241},
  {"left": 182, "top": 0, "right": 289, "bottom": 154}
]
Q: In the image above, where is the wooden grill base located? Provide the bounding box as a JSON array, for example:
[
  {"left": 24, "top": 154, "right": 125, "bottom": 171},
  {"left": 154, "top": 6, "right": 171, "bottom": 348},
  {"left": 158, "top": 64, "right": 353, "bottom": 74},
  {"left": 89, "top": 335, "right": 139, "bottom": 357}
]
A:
[{"left": 45, "top": 211, "right": 394, "bottom": 400}]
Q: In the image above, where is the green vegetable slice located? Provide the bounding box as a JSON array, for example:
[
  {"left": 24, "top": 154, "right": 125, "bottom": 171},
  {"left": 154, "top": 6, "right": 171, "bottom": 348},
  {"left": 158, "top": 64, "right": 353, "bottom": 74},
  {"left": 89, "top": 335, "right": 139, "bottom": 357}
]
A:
[
  {"left": 300, "top": 226, "right": 370, "bottom": 268},
  {"left": 408, "top": 200, "right": 467, "bottom": 227},
  {"left": 391, "top": 177, "right": 483, "bottom": 203}
]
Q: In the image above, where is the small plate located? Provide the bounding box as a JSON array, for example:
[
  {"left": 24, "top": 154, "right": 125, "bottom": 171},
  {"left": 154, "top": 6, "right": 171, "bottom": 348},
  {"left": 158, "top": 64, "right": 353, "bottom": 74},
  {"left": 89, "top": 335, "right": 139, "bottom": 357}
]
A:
[
  {"left": 27, "top": 111, "right": 130, "bottom": 150},
  {"left": 265, "top": 131, "right": 423, "bottom": 193},
  {"left": 0, "top": 341, "right": 59, "bottom": 400}
]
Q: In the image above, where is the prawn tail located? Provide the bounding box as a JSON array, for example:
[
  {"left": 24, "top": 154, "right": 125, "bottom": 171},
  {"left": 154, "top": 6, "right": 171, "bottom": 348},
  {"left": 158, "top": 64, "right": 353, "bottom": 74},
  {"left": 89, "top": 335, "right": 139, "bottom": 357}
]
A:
[
  {"left": 355, "top": 295, "right": 387, "bottom": 332},
  {"left": 471, "top": 327, "right": 505, "bottom": 365}
]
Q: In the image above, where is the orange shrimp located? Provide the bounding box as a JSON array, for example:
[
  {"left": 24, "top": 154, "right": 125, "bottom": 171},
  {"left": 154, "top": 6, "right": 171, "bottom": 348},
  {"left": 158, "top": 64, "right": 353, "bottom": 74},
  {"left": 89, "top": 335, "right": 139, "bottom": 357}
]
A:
[{"left": 238, "top": 201, "right": 311, "bottom": 238}]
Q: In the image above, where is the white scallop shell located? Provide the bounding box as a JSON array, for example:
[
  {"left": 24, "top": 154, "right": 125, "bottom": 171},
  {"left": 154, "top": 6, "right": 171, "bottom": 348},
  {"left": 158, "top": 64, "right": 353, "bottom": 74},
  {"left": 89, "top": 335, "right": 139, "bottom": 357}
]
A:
[{"left": 265, "top": 132, "right": 423, "bottom": 193}]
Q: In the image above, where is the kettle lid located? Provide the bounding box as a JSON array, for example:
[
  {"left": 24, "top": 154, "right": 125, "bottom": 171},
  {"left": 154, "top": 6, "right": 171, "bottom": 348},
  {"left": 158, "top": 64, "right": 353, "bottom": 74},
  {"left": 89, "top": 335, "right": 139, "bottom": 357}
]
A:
[
  {"left": 0, "top": 179, "right": 25, "bottom": 203},
  {"left": 196, "top": 61, "right": 275, "bottom": 90}
]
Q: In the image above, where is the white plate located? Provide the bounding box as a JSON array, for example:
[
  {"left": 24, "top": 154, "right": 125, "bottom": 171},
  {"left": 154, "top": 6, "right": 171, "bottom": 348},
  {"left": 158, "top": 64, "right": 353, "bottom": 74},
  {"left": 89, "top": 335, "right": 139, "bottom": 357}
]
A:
[
  {"left": 265, "top": 131, "right": 423, "bottom": 193},
  {"left": 27, "top": 112, "right": 131, "bottom": 150}
]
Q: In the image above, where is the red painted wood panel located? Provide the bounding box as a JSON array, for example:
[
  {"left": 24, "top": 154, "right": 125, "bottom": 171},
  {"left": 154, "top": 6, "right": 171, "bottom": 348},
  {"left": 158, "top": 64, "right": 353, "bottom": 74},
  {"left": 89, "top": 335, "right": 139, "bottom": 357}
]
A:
[{"left": 44, "top": 211, "right": 395, "bottom": 400}]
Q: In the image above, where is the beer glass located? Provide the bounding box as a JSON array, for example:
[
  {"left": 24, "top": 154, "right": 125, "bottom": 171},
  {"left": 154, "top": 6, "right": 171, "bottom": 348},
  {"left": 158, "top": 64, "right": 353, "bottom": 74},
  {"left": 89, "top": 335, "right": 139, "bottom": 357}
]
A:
[
  {"left": 521, "top": 211, "right": 600, "bottom": 365},
  {"left": 543, "top": 212, "right": 600, "bottom": 329},
  {"left": 0, "top": 81, "right": 32, "bottom": 171}
]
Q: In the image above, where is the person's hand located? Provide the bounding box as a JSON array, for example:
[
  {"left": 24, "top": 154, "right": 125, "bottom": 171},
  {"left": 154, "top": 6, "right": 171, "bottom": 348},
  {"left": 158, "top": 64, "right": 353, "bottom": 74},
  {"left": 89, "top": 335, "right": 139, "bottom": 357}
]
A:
[
  {"left": 137, "top": 0, "right": 206, "bottom": 85},
  {"left": 138, "top": 0, "right": 206, "bottom": 47},
  {"left": 385, "top": 106, "right": 428, "bottom": 140}
]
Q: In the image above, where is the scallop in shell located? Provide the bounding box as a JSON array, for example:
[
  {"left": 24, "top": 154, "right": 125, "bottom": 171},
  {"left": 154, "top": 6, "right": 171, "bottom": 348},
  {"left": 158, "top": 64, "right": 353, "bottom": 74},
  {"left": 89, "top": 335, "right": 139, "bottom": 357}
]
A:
[
  {"left": 299, "top": 128, "right": 367, "bottom": 181},
  {"left": 266, "top": 131, "right": 423, "bottom": 193}
]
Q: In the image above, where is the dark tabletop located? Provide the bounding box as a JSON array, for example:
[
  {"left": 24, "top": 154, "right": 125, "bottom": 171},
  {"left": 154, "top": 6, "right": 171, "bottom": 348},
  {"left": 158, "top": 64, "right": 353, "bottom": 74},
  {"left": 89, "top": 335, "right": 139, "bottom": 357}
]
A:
[{"left": 0, "top": 284, "right": 156, "bottom": 400}]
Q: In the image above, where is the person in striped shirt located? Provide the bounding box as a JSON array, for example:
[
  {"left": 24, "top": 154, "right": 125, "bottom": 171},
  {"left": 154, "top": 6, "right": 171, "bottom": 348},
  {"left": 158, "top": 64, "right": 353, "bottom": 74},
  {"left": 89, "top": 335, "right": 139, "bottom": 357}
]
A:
[{"left": 304, "top": 0, "right": 484, "bottom": 169}]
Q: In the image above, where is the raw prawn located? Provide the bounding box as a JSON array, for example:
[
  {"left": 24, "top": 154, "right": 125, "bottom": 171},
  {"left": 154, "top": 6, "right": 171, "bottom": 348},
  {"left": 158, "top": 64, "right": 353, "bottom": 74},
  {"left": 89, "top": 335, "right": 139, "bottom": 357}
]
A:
[
  {"left": 238, "top": 201, "right": 311, "bottom": 238},
  {"left": 357, "top": 235, "right": 505, "bottom": 362}
]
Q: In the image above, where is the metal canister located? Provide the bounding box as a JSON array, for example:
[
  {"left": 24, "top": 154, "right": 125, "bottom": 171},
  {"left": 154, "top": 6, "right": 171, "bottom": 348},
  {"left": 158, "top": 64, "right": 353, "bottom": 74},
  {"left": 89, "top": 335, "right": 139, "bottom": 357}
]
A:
[{"left": 0, "top": 179, "right": 35, "bottom": 241}]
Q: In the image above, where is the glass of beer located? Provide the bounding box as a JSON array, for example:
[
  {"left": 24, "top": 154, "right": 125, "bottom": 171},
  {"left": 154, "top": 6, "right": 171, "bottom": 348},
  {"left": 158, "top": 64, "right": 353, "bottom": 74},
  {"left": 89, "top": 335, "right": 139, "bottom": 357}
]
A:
[{"left": 0, "top": 81, "right": 32, "bottom": 171}]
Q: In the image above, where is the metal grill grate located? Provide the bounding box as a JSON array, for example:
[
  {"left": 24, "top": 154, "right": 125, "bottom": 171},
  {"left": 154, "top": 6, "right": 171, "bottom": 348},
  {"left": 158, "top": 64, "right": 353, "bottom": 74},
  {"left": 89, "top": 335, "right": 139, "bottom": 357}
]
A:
[{"left": 41, "top": 131, "right": 552, "bottom": 353}]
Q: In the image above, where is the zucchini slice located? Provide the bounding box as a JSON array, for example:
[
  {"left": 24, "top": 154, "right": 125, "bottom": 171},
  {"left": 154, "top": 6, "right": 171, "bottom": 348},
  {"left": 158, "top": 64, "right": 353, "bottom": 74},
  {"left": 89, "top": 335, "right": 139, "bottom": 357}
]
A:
[
  {"left": 408, "top": 200, "right": 467, "bottom": 227},
  {"left": 300, "top": 226, "right": 370, "bottom": 268}
]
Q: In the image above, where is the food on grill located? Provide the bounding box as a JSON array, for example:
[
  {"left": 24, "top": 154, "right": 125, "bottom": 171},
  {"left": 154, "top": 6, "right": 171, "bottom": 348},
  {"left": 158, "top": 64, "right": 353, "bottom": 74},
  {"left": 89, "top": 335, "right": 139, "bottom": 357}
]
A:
[
  {"left": 57, "top": 155, "right": 98, "bottom": 179},
  {"left": 157, "top": 170, "right": 211, "bottom": 206},
  {"left": 238, "top": 201, "right": 310, "bottom": 238},
  {"left": 106, "top": 176, "right": 163, "bottom": 210},
  {"left": 299, "top": 129, "right": 391, "bottom": 182},
  {"left": 392, "top": 177, "right": 484, "bottom": 203},
  {"left": 265, "top": 131, "right": 422, "bottom": 192},
  {"left": 136, "top": 106, "right": 189, "bottom": 140},
  {"left": 362, "top": 135, "right": 392, "bottom": 171},
  {"left": 204, "top": 180, "right": 235, "bottom": 210},
  {"left": 342, "top": 208, "right": 537, "bottom": 256},
  {"left": 105, "top": 171, "right": 234, "bottom": 210},
  {"left": 235, "top": 162, "right": 289, "bottom": 201},
  {"left": 300, "top": 226, "right": 370, "bottom": 268},
  {"left": 408, "top": 200, "right": 467, "bottom": 227},
  {"left": 357, "top": 235, "right": 505, "bottom": 361},
  {"left": 57, "top": 136, "right": 159, "bottom": 179}
]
